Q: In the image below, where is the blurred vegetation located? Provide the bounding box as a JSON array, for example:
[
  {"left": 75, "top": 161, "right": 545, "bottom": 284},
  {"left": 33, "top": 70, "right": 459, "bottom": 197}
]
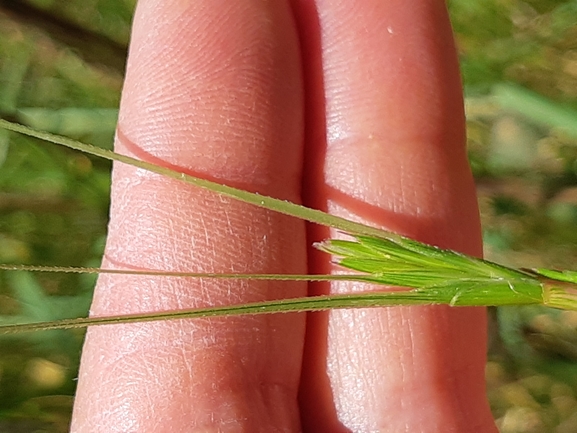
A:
[
  {"left": 454, "top": 1, "right": 577, "bottom": 432},
  {"left": 0, "top": 0, "right": 132, "bottom": 431},
  {"left": 0, "top": 0, "right": 575, "bottom": 431}
]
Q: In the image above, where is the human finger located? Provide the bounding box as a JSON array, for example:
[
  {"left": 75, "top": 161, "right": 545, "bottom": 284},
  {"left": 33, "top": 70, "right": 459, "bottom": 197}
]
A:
[
  {"left": 71, "top": 1, "right": 307, "bottom": 431},
  {"left": 296, "top": 1, "right": 497, "bottom": 431}
]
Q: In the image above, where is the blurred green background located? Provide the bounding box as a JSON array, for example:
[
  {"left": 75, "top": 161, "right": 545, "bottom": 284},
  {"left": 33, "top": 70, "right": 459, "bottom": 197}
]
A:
[{"left": 0, "top": 0, "right": 577, "bottom": 431}]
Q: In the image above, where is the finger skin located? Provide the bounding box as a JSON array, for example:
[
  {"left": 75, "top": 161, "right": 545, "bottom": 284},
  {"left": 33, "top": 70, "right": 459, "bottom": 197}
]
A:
[
  {"left": 71, "top": 1, "right": 306, "bottom": 432},
  {"left": 296, "top": 1, "right": 498, "bottom": 432},
  {"left": 71, "top": 1, "right": 498, "bottom": 432}
]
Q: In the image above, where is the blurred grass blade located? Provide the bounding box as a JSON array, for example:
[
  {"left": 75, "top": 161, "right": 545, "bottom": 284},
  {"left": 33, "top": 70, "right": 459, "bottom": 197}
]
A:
[{"left": 493, "top": 83, "right": 577, "bottom": 139}]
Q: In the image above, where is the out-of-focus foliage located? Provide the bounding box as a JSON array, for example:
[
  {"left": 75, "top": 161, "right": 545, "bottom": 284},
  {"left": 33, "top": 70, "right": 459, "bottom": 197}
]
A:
[
  {"left": 451, "top": 1, "right": 577, "bottom": 431},
  {"left": 0, "top": 1, "right": 132, "bottom": 431},
  {"left": 0, "top": 0, "right": 576, "bottom": 431}
]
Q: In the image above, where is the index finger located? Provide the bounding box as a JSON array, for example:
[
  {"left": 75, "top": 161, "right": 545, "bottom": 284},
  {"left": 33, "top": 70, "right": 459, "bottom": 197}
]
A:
[{"left": 71, "top": 1, "right": 307, "bottom": 431}]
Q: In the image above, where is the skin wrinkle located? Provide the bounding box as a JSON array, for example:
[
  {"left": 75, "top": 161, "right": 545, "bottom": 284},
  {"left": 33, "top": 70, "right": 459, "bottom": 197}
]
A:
[
  {"left": 119, "top": 12, "right": 300, "bottom": 186},
  {"left": 321, "top": 10, "right": 460, "bottom": 157},
  {"left": 336, "top": 136, "right": 460, "bottom": 224},
  {"left": 107, "top": 175, "right": 288, "bottom": 283}
]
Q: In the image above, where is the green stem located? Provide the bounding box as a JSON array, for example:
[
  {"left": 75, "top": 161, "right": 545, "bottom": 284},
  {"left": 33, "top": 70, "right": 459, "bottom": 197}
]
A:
[{"left": 0, "top": 119, "right": 394, "bottom": 239}]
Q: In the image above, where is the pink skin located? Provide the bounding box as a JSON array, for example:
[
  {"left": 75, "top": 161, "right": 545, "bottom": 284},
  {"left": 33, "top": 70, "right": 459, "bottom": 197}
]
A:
[{"left": 71, "top": 1, "right": 497, "bottom": 432}]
